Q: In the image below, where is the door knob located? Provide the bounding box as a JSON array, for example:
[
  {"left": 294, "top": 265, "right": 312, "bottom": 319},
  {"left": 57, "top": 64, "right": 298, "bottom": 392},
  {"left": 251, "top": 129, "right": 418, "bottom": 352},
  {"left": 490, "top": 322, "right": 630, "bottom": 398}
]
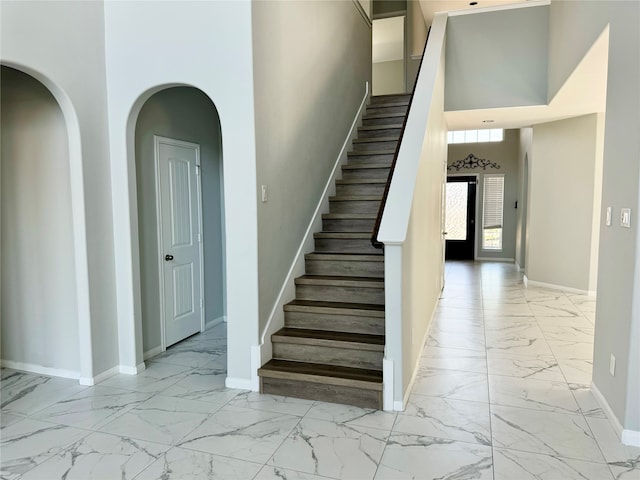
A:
[{"left": 165, "top": 254, "right": 174, "bottom": 261}]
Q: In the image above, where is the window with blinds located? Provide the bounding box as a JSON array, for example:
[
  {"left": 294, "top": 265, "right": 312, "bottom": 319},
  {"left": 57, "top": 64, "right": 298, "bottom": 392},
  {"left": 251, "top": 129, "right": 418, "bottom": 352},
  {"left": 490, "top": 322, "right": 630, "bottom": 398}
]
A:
[{"left": 482, "top": 174, "right": 504, "bottom": 250}]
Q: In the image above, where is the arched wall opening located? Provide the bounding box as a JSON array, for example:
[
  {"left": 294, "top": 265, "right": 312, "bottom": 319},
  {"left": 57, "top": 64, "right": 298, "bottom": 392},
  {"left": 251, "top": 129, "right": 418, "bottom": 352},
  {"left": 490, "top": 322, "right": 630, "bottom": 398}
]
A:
[
  {"left": 0, "top": 65, "right": 82, "bottom": 377},
  {"left": 132, "top": 86, "right": 226, "bottom": 363}
]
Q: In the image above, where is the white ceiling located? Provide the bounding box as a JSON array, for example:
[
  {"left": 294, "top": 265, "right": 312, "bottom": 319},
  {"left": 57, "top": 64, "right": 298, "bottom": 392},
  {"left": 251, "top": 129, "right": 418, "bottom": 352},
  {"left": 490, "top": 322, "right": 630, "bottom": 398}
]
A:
[
  {"left": 418, "top": 0, "right": 526, "bottom": 25},
  {"left": 372, "top": 16, "right": 405, "bottom": 63}
]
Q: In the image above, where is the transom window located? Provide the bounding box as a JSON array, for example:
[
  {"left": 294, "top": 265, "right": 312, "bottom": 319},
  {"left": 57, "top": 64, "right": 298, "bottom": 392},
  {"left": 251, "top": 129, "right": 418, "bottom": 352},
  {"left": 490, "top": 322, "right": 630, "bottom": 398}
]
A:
[{"left": 447, "top": 129, "right": 503, "bottom": 144}]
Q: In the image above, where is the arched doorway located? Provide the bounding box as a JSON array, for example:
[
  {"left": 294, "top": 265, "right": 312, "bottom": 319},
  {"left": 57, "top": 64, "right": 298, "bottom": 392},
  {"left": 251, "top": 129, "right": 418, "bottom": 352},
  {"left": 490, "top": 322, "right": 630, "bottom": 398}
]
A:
[
  {"left": 133, "top": 86, "right": 226, "bottom": 369},
  {"left": 1, "top": 66, "right": 81, "bottom": 376}
]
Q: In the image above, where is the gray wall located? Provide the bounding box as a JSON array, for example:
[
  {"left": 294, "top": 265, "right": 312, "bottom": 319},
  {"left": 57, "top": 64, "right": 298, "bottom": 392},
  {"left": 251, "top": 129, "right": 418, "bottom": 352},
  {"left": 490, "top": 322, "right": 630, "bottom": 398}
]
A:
[
  {"left": 445, "top": 5, "right": 549, "bottom": 111},
  {"left": 373, "top": 60, "right": 404, "bottom": 95},
  {"left": 1, "top": 66, "right": 80, "bottom": 372},
  {"left": 448, "top": 129, "right": 519, "bottom": 261},
  {"left": 548, "top": 0, "right": 640, "bottom": 432},
  {"left": 526, "top": 114, "right": 602, "bottom": 292},
  {"left": 135, "top": 87, "right": 224, "bottom": 354},
  {"left": 252, "top": 0, "right": 372, "bottom": 330}
]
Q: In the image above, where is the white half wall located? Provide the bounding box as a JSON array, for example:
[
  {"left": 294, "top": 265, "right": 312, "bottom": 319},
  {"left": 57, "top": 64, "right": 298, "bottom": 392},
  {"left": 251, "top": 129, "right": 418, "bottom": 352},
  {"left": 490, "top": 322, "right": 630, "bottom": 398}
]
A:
[{"left": 378, "top": 12, "right": 448, "bottom": 409}]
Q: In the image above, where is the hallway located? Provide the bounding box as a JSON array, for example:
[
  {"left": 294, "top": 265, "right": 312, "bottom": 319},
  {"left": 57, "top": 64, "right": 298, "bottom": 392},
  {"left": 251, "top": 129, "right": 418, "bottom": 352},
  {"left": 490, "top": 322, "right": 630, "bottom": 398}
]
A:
[{"left": 1, "top": 262, "right": 638, "bottom": 479}]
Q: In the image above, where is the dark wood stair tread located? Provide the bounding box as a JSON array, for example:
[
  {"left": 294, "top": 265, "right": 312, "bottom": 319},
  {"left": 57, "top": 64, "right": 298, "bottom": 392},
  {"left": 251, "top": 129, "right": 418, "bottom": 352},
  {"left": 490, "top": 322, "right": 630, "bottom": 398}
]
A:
[
  {"left": 322, "top": 213, "right": 377, "bottom": 219},
  {"left": 358, "top": 124, "right": 403, "bottom": 130},
  {"left": 342, "top": 163, "right": 390, "bottom": 169},
  {"left": 295, "top": 275, "right": 384, "bottom": 286},
  {"left": 363, "top": 112, "right": 406, "bottom": 119},
  {"left": 336, "top": 178, "right": 386, "bottom": 185},
  {"left": 305, "top": 252, "right": 382, "bottom": 260},
  {"left": 273, "top": 327, "right": 384, "bottom": 347},
  {"left": 348, "top": 150, "right": 396, "bottom": 156},
  {"left": 259, "top": 359, "right": 383, "bottom": 389},
  {"left": 286, "top": 298, "right": 385, "bottom": 313}
]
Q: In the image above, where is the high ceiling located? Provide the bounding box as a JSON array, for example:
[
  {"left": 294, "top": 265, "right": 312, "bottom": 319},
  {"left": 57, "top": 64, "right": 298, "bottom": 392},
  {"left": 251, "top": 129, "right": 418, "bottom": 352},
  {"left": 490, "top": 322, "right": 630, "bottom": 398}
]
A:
[{"left": 418, "top": 0, "right": 527, "bottom": 25}]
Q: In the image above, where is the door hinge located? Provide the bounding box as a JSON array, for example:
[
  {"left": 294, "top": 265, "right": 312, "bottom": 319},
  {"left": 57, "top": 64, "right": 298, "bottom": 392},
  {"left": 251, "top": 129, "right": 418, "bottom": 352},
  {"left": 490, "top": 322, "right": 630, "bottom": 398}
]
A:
[
  {"left": 195, "top": 164, "right": 201, "bottom": 176},
  {"left": 197, "top": 233, "right": 202, "bottom": 242}
]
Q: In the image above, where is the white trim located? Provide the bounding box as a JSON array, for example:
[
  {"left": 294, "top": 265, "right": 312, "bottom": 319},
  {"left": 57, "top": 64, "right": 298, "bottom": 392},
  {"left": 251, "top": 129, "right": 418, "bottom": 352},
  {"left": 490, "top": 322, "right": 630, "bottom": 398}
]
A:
[
  {"left": 1, "top": 360, "right": 79, "bottom": 381},
  {"left": 225, "top": 376, "right": 254, "bottom": 390},
  {"left": 250, "top": 344, "right": 261, "bottom": 391},
  {"left": 206, "top": 315, "right": 226, "bottom": 330},
  {"left": 383, "top": 359, "right": 394, "bottom": 411},
  {"left": 410, "top": 54, "right": 422, "bottom": 61},
  {"left": 257, "top": 82, "right": 370, "bottom": 360},
  {"left": 591, "top": 382, "right": 640, "bottom": 447},
  {"left": 623, "top": 429, "right": 640, "bottom": 447},
  {"left": 143, "top": 346, "right": 163, "bottom": 361},
  {"left": 523, "top": 275, "right": 596, "bottom": 297},
  {"left": 119, "top": 363, "right": 146, "bottom": 375},
  {"left": 447, "top": 0, "right": 549, "bottom": 17},
  {"left": 515, "top": 262, "right": 522, "bottom": 272},
  {"left": 153, "top": 136, "right": 205, "bottom": 350},
  {"left": 81, "top": 366, "right": 121, "bottom": 386},
  {"left": 373, "top": 10, "right": 406, "bottom": 20}
]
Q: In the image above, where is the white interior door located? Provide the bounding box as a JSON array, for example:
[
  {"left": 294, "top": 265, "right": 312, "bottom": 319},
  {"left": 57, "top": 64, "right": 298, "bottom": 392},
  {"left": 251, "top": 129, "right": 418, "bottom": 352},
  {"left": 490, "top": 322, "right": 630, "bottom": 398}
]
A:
[{"left": 155, "top": 136, "right": 203, "bottom": 347}]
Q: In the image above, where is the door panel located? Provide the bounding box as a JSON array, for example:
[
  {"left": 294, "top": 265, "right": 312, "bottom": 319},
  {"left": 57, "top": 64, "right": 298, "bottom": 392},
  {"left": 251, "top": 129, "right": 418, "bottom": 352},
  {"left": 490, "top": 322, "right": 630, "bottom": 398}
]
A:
[
  {"left": 157, "top": 138, "right": 203, "bottom": 347},
  {"left": 445, "top": 176, "right": 476, "bottom": 260}
]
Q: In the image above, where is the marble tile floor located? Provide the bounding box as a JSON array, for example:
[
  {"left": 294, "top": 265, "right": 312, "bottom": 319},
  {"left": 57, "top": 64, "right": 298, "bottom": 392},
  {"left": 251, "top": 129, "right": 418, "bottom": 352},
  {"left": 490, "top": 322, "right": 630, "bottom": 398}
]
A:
[{"left": 1, "top": 262, "right": 639, "bottom": 479}]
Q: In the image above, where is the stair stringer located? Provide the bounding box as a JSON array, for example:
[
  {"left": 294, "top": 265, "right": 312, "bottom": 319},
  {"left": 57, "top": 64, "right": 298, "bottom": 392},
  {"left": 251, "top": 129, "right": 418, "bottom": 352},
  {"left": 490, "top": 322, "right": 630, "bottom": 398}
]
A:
[{"left": 255, "top": 82, "right": 371, "bottom": 376}]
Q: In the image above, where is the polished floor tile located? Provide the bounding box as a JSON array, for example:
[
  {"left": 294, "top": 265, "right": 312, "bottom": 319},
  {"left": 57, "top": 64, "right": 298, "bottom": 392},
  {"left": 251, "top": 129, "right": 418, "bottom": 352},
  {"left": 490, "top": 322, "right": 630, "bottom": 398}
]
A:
[
  {"left": 395, "top": 395, "right": 491, "bottom": 445},
  {"left": 491, "top": 405, "right": 604, "bottom": 462},
  {"left": 488, "top": 375, "right": 581, "bottom": 414},
  {"left": 98, "top": 395, "right": 223, "bottom": 445},
  {"left": 178, "top": 405, "right": 300, "bottom": 463},
  {"left": 2, "top": 262, "right": 635, "bottom": 480},
  {"left": 375, "top": 433, "right": 493, "bottom": 480},
  {"left": 270, "top": 418, "right": 388, "bottom": 480},
  {"left": 134, "top": 446, "right": 262, "bottom": 480},
  {"left": 19, "top": 431, "right": 169, "bottom": 480},
  {"left": 493, "top": 447, "right": 614, "bottom": 480}
]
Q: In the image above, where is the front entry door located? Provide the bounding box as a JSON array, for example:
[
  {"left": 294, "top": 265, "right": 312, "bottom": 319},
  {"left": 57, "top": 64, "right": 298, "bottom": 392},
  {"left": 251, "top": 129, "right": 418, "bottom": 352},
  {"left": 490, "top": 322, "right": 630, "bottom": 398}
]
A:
[
  {"left": 445, "top": 176, "right": 477, "bottom": 260},
  {"left": 155, "top": 136, "right": 203, "bottom": 347}
]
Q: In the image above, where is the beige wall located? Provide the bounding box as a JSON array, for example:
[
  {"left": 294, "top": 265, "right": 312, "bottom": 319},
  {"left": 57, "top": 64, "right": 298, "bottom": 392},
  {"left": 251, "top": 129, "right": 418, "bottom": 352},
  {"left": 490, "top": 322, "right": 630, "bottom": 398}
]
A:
[
  {"left": 515, "top": 128, "right": 533, "bottom": 269},
  {"left": 526, "top": 114, "right": 602, "bottom": 292},
  {"left": 373, "top": 60, "right": 405, "bottom": 95},
  {"left": 252, "top": 1, "right": 372, "bottom": 332},
  {"left": 1, "top": 67, "right": 80, "bottom": 372}
]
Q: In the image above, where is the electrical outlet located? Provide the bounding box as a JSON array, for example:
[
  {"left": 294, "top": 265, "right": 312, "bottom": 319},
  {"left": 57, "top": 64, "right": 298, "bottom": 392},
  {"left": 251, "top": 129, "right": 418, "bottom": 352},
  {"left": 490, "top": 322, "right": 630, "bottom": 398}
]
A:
[
  {"left": 605, "top": 207, "right": 612, "bottom": 226},
  {"left": 610, "top": 354, "right": 616, "bottom": 376},
  {"left": 261, "top": 185, "right": 268, "bottom": 203}
]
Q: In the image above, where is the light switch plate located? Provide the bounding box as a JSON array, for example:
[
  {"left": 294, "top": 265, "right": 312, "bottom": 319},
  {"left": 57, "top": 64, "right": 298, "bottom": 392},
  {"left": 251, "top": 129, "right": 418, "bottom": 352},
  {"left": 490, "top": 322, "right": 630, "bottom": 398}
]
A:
[
  {"left": 261, "top": 185, "right": 268, "bottom": 203},
  {"left": 621, "top": 208, "right": 631, "bottom": 228},
  {"left": 605, "top": 207, "right": 612, "bottom": 226}
]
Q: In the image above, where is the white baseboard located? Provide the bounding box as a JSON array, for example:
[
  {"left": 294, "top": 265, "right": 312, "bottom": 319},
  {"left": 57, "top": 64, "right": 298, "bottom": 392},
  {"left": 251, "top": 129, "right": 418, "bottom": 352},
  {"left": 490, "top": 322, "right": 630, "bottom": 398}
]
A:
[
  {"left": 1, "top": 359, "right": 80, "bottom": 381},
  {"left": 143, "top": 346, "right": 163, "bottom": 361},
  {"left": 119, "top": 363, "right": 146, "bottom": 375},
  {"left": 225, "top": 376, "right": 254, "bottom": 390},
  {"left": 383, "top": 358, "right": 394, "bottom": 411},
  {"left": 476, "top": 257, "right": 515, "bottom": 262},
  {"left": 251, "top": 345, "right": 261, "bottom": 392},
  {"left": 515, "top": 262, "right": 523, "bottom": 272},
  {"left": 591, "top": 382, "right": 640, "bottom": 447},
  {"left": 257, "top": 82, "right": 371, "bottom": 357},
  {"left": 206, "top": 315, "right": 226, "bottom": 330},
  {"left": 524, "top": 275, "right": 596, "bottom": 296},
  {"left": 622, "top": 429, "right": 640, "bottom": 447},
  {"left": 80, "top": 365, "right": 121, "bottom": 386}
]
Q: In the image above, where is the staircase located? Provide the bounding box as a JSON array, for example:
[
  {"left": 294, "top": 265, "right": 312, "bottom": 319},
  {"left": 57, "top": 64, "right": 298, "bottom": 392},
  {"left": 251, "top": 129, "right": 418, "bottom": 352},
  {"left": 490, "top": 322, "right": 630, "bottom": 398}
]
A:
[{"left": 258, "top": 93, "right": 411, "bottom": 409}]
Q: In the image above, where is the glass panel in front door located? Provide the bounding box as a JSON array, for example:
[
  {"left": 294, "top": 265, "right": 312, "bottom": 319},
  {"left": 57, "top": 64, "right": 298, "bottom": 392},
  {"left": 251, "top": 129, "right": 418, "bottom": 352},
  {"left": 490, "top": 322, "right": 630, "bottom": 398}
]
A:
[{"left": 445, "top": 182, "right": 469, "bottom": 240}]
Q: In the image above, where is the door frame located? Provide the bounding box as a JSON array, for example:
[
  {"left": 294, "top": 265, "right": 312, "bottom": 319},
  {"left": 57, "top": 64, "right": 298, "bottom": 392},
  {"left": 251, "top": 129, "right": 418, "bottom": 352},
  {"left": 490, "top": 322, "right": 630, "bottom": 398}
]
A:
[
  {"left": 446, "top": 173, "right": 480, "bottom": 260},
  {"left": 153, "top": 135, "right": 205, "bottom": 351}
]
